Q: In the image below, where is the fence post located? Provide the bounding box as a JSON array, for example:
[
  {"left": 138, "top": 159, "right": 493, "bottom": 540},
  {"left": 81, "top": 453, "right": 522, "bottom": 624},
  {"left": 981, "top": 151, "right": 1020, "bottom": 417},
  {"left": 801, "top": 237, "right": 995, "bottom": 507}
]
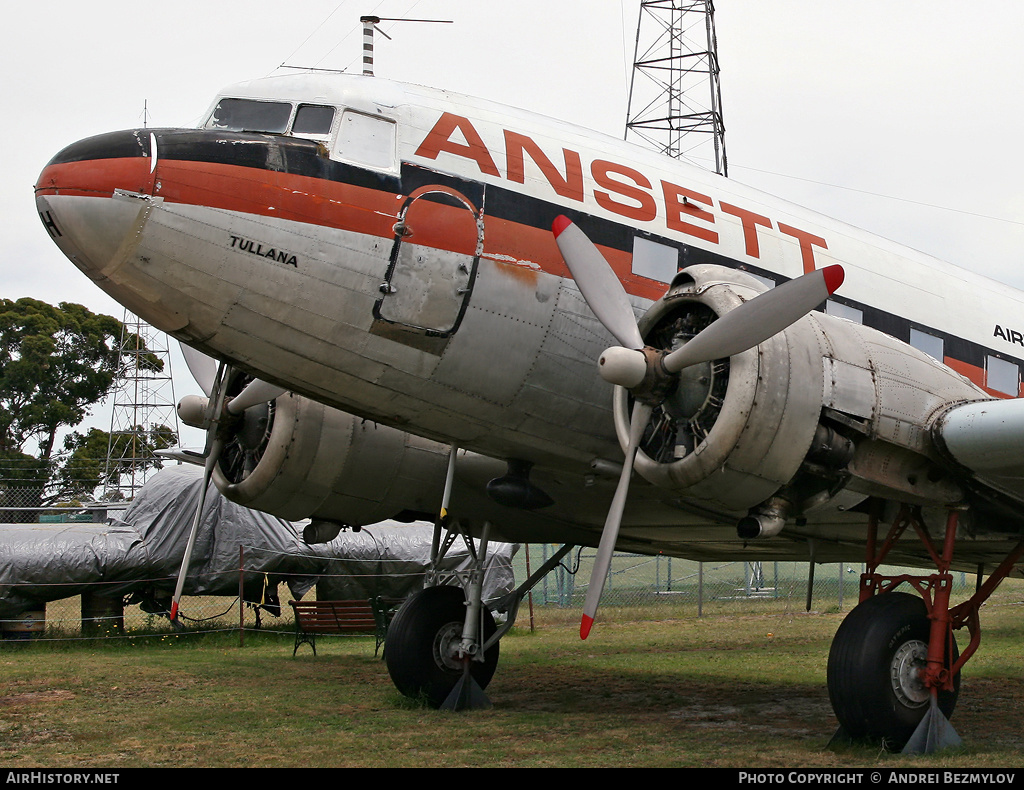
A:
[
  {"left": 81, "top": 591, "right": 124, "bottom": 636},
  {"left": 698, "top": 562, "right": 704, "bottom": 618},
  {"left": 239, "top": 544, "right": 244, "bottom": 647},
  {"left": 525, "top": 543, "right": 535, "bottom": 632}
]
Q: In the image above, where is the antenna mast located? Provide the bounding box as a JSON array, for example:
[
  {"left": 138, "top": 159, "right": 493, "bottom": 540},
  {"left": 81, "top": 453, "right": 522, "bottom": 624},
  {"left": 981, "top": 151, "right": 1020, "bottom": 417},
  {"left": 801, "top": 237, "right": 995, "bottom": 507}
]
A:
[
  {"left": 625, "top": 0, "right": 728, "bottom": 175},
  {"left": 359, "top": 16, "right": 452, "bottom": 77}
]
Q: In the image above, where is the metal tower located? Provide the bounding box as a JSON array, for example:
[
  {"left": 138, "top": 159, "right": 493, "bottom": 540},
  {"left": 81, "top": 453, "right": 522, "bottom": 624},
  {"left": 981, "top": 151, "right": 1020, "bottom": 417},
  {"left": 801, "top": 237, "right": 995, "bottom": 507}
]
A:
[
  {"left": 625, "top": 0, "right": 728, "bottom": 175},
  {"left": 103, "top": 312, "right": 180, "bottom": 500}
]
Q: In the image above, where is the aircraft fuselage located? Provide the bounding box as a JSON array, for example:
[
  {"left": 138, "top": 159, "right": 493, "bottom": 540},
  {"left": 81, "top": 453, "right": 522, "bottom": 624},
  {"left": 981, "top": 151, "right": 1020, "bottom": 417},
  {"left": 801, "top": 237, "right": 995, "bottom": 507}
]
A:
[{"left": 33, "top": 73, "right": 1024, "bottom": 544}]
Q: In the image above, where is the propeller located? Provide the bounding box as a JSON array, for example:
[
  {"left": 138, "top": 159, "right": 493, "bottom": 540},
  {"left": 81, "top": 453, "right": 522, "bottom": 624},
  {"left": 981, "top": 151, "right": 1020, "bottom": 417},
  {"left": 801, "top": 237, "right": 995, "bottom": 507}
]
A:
[
  {"left": 180, "top": 342, "right": 217, "bottom": 397},
  {"left": 169, "top": 356, "right": 226, "bottom": 624},
  {"left": 168, "top": 345, "right": 286, "bottom": 624},
  {"left": 226, "top": 379, "right": 286, "bottom": 415},
  {"left": 553, "top": 215, "right": 844, "bottom": 639}
]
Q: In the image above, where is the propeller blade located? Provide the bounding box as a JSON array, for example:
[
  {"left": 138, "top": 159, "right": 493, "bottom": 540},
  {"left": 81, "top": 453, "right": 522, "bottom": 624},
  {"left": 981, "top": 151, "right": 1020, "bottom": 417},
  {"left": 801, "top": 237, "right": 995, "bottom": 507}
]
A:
[
  {"left": 180, "top": 342, "right": 285, "bottom": 415},
  {"left": 179, "top": 343, "right": 218, "bottom": 397},
  {"left": 553, "top": 216, "right": 645, "bottom": 351},
  {"left": 580, "top": 400, "right": 653, "bottom": 640},
  {"left": 226, "top": 379, "right": 286, "bottom": 415},
  {"left": 662, "top": 264, "right": 844, "bottom": 374},
  {"left": 169, "top": 360, "right": 230, "bottom": 624},
  {"left": 170, "top": 436, "right": 223, "bottom": 623}
]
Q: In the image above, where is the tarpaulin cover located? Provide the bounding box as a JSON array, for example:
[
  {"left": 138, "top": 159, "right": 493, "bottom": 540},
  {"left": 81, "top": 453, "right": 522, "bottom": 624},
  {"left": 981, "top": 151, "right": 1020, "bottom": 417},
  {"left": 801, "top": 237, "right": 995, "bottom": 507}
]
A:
[{"left": 0, "top": 465, "right": 517, "bottom": 619}]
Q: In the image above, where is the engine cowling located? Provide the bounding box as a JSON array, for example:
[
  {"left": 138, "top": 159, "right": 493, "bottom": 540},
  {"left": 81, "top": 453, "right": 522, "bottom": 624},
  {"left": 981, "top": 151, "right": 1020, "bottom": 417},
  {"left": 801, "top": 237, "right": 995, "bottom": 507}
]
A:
[
  {"left": 615, "top": 264, "right": 979, "bottom": 528},
  {"left": 618, "top": 264, "right": 825, "bottom": 515},
  {"left": 209, "top": 390, "right": 450, "bottom": 526}
]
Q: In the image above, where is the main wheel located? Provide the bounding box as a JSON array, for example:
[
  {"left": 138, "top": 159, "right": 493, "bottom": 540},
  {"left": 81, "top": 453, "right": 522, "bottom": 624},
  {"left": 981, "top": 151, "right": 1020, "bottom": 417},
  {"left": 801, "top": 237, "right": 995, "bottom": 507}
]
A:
[
  {"left": 827, "top": 591, "right": 960, "bottom": 748},
  {"left": 385, "top": 585, "right": 499, "bottom": 708}
]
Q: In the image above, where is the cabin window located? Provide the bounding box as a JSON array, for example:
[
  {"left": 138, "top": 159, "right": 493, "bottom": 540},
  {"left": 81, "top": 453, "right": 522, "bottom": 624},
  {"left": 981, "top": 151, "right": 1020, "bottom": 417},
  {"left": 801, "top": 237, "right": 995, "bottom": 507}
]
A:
[
  {"left": 910, "top": 328, "right": 944, "bottom": 361},
  {"left": 631, "top": 237, "right": 678, "bottom": 283},
  {"left": 207, "top": 98, "right": 292, "bottom": 134},
  {"left": 333, "top": 110, "right": 396, "bottom": 170},
  {"left": 826, "top": 300, "right": 863, "bottom": 324},
  {"left": 293, "top": 104, "right": 335, "bottom": 135},
  {"left": 986, "top": 355, "right": 1020, "bottom": 396}
]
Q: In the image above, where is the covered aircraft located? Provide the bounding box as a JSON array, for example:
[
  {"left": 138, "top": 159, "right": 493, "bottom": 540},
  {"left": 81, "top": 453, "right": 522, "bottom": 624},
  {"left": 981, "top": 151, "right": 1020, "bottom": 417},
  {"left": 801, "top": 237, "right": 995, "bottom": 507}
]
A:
[{"left": 34, "top": 70, "right": 1024, "bottom": 751}]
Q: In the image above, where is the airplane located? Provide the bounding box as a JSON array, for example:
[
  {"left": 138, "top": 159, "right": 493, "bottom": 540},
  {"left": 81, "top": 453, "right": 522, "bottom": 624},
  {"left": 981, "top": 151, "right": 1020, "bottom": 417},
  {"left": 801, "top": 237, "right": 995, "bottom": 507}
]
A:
[{"left": 33, "top": 69, "right": 1024, "bottom": 752}]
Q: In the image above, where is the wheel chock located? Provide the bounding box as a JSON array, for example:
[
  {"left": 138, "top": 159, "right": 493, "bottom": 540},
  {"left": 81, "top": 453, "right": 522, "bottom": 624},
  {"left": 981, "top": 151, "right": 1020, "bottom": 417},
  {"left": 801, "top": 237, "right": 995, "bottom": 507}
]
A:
[
  {"left": 902, "top": 695, "right": 963, "bottom": 754},
  {"left": 441, "top": 662, "right": 493, "bottom": 711}
]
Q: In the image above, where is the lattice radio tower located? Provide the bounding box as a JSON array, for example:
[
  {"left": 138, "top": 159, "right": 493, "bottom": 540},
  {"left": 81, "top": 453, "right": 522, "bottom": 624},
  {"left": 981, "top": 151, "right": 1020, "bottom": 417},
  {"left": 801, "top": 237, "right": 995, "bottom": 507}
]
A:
[
  {"left": 103, "top": 312, "right": 180, "bottom": 500},
  {"left": 625, "top": 0, "right": 728, "bottom": 175}
]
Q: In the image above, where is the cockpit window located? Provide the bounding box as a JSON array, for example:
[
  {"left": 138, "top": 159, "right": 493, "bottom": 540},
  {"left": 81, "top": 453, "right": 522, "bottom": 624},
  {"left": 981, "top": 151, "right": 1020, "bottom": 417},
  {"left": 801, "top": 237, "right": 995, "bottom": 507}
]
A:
[
  {"left": 293, "top": 104, "right": 335, "bottom": 135},
  {"left": 207, "top": 98, "right": 292, "bottom": 133},
  {"left": 333, "top": 110, "right": 396, "bottom": 170}
]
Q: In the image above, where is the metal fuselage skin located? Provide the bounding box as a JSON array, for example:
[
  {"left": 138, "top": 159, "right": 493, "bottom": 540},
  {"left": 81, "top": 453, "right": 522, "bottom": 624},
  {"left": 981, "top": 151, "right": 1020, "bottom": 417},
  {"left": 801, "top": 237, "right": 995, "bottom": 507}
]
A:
[{"left": 34, "top": 74, "right": 1024, "bottom": 560}]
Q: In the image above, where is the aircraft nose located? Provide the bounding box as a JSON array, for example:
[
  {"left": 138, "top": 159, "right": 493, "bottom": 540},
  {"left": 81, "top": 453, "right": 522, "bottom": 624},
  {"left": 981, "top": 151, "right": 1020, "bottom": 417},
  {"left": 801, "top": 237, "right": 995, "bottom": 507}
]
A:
[{"left": 34, "top": 130, "right": 159, "bottom": 279}]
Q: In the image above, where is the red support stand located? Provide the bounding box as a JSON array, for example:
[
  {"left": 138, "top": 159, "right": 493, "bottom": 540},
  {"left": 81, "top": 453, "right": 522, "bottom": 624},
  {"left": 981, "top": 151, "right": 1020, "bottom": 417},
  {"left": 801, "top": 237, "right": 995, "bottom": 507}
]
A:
[{"left": 855, "top": 503, "right": 1024, "bottom": 752}]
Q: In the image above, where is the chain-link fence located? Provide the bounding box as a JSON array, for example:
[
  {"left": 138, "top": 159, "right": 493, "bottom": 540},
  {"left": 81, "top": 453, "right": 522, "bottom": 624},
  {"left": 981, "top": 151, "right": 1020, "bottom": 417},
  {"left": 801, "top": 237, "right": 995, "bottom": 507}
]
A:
[
  {"left": 515, "top": 545, "right": 989, "bottom": 616},
  {"left": 0, "top": 456, "right": 136, "bottom": 524},
  {"left": 0, "top": 540, "right": 992, "bottom": 647}
]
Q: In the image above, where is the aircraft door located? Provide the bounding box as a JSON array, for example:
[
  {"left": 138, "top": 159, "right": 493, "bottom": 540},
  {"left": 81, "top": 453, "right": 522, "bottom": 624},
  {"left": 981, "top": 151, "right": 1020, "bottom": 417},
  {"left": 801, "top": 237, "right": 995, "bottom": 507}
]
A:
[{"left": 374, "top": 185, "right": 481, "bottom": 337}]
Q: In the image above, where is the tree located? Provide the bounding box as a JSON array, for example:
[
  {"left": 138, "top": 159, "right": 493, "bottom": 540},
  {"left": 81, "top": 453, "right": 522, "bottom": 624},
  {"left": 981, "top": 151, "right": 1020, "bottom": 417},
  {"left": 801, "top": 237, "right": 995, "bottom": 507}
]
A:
[
  {"left": 0, "top": 298, "right": 166, "bottom": 519},
  {"left": 54, "top": 425, "right": 177, "bottom": 503}
]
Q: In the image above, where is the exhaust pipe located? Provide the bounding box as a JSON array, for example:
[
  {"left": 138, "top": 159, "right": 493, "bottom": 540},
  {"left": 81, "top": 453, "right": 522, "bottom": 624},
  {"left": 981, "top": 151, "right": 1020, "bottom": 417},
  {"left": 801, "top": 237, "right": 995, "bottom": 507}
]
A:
[{"left": 737, "top": 495, "right": 792, "bottom": 539}]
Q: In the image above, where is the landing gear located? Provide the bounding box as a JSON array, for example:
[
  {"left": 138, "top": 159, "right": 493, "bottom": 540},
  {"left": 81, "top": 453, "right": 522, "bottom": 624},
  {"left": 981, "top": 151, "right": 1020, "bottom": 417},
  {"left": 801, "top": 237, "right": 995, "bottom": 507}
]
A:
[
  {"left": 385, "top": 585, "right": 499, "bottom": 708},
  {"left": 827, "top": 591, "right": 959, "bottom": 747},
  {"left": 383, "top": 527, "right": 575, "bottom": 709},
  {"left": 384, "top": 445, "right": 576, "bottom": 709},
  {"left": 827, "top": 504, "right": 1024, "bottom": 752}
]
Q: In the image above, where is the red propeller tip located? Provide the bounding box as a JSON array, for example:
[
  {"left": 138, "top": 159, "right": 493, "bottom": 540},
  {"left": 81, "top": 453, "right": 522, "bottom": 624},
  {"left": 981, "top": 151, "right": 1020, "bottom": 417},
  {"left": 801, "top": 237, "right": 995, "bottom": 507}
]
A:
[
  {"left": 822, "top": 264, "right": 845, "bottom": 294},
  {"left": 169, "top": 601, "right": 179, "bottom": 622},
  {"left": 552, "top": 215, "right": 572, "bottom": 237},
  {"left": 580, "top": 614, "right": 594, "bottom": 640}
]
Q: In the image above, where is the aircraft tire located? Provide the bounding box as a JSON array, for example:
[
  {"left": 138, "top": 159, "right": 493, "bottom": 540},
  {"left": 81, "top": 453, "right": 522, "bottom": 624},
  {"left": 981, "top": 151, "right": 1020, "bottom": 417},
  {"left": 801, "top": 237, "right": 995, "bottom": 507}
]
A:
[
  {"left": 827, "top": 591, "right": 959, "bottom": 748},
  {"left": 385, "top": 585, "right": 499, "bottom": 708}
]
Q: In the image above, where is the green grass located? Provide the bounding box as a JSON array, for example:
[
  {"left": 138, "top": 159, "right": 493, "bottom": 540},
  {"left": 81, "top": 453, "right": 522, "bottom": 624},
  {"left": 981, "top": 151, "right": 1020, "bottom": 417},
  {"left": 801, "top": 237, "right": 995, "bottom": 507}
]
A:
[{"left": 0, "top": 595, "right": 1022, "bottom": 767}]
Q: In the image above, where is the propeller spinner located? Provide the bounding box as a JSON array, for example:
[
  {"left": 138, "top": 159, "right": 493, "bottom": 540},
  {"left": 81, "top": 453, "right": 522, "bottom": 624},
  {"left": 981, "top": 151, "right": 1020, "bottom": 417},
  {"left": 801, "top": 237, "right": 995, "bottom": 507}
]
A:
[{"left": 552, "top": 216, "right": 844, "bottom": 639}]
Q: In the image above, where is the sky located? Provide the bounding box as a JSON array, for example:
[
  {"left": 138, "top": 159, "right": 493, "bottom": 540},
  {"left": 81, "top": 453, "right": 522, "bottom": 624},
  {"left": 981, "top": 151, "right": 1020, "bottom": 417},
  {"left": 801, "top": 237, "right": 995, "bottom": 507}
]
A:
[{"left": 4, "top": 0, "right": 1023, "bottom": 447}]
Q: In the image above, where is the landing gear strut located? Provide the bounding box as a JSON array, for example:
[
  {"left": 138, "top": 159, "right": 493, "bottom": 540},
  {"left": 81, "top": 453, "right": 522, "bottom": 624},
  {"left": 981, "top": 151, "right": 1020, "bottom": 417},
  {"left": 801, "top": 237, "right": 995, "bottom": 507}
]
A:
[
  {"left": 383, "top": 512, "right": 576, "bottom": 709},
  {"left": 385, "top": 584, "right": 499, "bottom": 708},
  {"left": 828, "top": 591, "right": 960, "bottom": 747},
  {"left": 384, "top": 445, "right": 575, "bottom": 709},
  {"left": 827, "top": 504, "right": 1024, "bottom": 752}
]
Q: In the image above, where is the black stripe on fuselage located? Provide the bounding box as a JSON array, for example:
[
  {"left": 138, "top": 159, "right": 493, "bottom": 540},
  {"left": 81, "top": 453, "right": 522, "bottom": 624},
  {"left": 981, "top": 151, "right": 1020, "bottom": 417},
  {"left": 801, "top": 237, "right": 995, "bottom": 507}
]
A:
[{"left": 52, "top": 128, "right": 1019, "bottom": 374}]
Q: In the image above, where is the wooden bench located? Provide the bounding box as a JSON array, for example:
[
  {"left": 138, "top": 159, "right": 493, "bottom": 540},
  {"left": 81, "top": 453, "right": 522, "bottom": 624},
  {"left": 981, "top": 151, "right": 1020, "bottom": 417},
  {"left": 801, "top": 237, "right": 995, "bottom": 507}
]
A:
[{"left": 289, "top": 598, "right": 404, "bottom": 657}]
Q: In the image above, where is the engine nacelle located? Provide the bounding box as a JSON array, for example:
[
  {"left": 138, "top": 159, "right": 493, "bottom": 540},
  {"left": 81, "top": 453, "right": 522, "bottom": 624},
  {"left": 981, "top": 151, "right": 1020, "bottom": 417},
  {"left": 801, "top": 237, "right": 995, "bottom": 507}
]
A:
[
  {"left": 210, "top": 391, "right": 449, "bottom": 525},
  {"left": 616, "top": 264, "right": 981, "bottom": 522}
]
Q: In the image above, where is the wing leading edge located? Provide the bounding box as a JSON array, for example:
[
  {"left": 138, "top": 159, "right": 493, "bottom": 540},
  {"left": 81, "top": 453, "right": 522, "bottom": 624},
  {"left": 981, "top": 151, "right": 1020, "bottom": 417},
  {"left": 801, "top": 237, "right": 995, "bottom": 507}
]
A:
[{"left": 934, "top": 398, "right": 1024, "bottom": 500}]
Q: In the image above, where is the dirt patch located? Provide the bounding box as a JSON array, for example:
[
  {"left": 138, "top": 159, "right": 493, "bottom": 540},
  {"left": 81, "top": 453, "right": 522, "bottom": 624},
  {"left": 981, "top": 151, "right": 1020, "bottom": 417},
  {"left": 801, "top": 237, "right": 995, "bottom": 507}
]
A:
[
  {"left": 0, "top": 689, "right": 76, "bottom": 706},
  {"left": 667, "top": 691, "right": 835, "bottom": 737}
]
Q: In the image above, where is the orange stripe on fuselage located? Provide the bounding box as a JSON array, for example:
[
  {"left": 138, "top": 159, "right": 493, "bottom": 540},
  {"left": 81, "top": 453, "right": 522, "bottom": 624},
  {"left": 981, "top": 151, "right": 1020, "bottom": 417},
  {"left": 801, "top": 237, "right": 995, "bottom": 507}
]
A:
[
  {"left": 479, "top": 214, "right": 667, "bottom": 302},
  {"left": 943, "top": 357, "right": 1018, "bottom": 398},
  {"left": 38, "top": 156, "right": 672, "bottom": 302},
  {"left": 35, "top": 157, "right": 155, "bottom": 199},
  {"left": 36, "top": 154, "right": 1004, "bottom": 396},
  {"left": 156, "top": 159, "right": 402, "bottom": 241}
]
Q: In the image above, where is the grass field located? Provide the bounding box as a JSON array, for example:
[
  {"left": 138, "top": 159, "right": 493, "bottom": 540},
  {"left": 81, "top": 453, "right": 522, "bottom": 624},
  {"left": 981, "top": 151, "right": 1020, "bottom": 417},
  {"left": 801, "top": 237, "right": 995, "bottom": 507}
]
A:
[{"left": 1, "top": 591, "right": 1022, "bottom": 768}]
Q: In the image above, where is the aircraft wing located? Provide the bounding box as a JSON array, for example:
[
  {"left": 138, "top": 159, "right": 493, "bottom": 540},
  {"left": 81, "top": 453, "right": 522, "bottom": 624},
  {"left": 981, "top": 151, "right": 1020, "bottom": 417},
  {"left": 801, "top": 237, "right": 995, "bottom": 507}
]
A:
[{"left": 934, "top": 398, "right": 1024, "bottom": 502}]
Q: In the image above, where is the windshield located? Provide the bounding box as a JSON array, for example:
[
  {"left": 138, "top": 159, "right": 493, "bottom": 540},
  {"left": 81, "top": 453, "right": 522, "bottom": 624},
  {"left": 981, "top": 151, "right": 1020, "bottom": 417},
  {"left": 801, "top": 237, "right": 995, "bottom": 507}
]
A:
[
  {"left": 207, "top": 98, "right": 292, "bottom": 133},
  {"left": 293, "top": 104, "right": 335, "bottom": 135}
]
